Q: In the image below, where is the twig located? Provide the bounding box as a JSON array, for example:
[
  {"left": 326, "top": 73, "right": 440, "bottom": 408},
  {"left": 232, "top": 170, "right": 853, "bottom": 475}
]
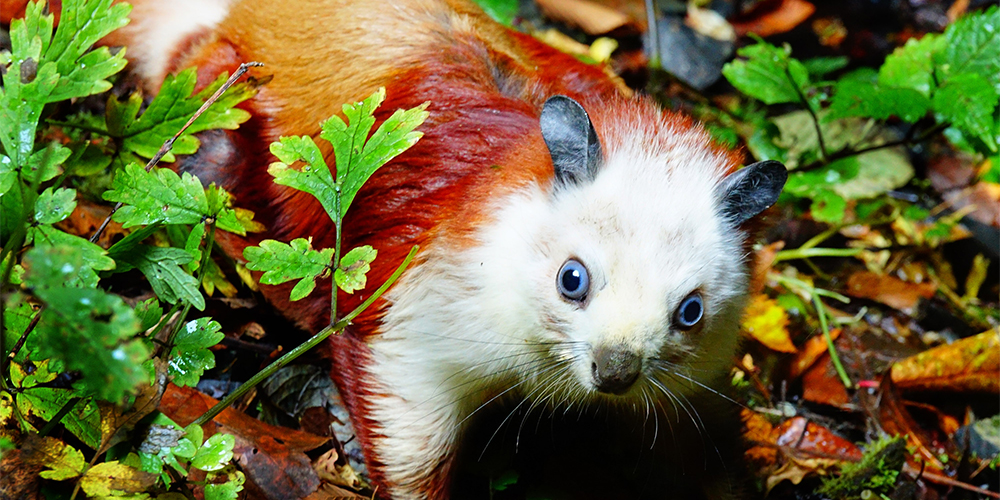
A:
[
  {"left": 38, "top": 396, "right": 82, "bottom": 436},
  {"left": 813, "top": 295, "right": 852, "bottom": 389},
  {"left": 90, "top": 62, "right": 263, "bottom": 244},
  {"left": 795, "top": 122, "right": 949, "bottom": 173},
  {"left": 774, "top": 247, "right": 862, "bottom": 262},
  {"left": 787, "top": 66, "right": 828, "bottom": 161},
  {"left": 191, "top": 244, "right": 419, "bottom": 427}
]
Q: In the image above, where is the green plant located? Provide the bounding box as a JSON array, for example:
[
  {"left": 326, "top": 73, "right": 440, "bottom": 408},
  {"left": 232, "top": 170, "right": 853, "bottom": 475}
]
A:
[{"left": 0, "top": 0, "right": 426, "bottom": 497}]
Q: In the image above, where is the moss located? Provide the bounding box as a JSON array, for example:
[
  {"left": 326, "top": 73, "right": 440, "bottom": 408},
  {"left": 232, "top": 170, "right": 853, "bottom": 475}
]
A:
[{"left": 817, "top": 436, "right": 907, "bottom": 499}]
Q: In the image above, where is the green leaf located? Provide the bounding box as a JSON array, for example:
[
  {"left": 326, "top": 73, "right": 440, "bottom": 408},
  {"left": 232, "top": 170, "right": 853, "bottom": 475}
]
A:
[
  {"left": 267, "top": 135, "right": 338, "bottom": 223},
  {"left": 168, "top": 318, "right": 224, "bottom": 387},
  {"left": 935, "top": 5, "right": 1000, "bottom": 93},
  {"left": 802, "top": 56, "right": 848, "bottom": 78},
  {"left": 244, "top": 238, "right": 334, "bottom": 301},
  {"left": 109, "top": 69, "right": 254, "bottom": 162},
  {"left": 810, "top": 190, "right": 847, "bottom": 224},
  {"left": 44, "top": 0, "right": 130, "bottom": 101},
  {"left": 933, "top": 73, "right": 999, "bottom": 153},
  {"left": 335, "top": 245, "right": 377, "bottom": 294},
  {"left": 111, "top": 244, "right": 205, "bottom": 310},
  {"left": 721, "top": 41, "right": 811, "bottom": 105},
  {"left": 191, "top": 433, "right": 234, "bottom": 472},
  {"left": 829, "top": 69, "right": 930, "bottom": 123},
  {"left": 22, "top": 143, "right": 72, "bottom": 184},
  {"left": 185, "top": 222, "right": 206, "bottom": 272},
  {"left": 321, "top": 87, "right": 429, "bottom": 218},
  {"left": 471, "top": 0, "right": 519, "bottom": 25},
  {"left": 205, "top": 184, "right": 263, "bottom": 235},
  {"left": 3, "top": 299, "right": 38, "bottom": 362},
  {"left": 34, "top": 187, "right": 76, "bottom": 224},
  {"left": 35, "top": 437, "right": 86, "bottom": 480},
  {"left": 22, "top": 238, "right": 114, "bottom": 289},
  {"left": 104, "top": 163, "right": 209, "bottom": 227},
  {"left": 17, "top": 390, "right": 102, "bottom": 449},
  {"left": 29, "top": 286, "right": 148, "bottom": 401},
  {"left": 204, "top": 468, "right": 245, "bottom": 500},
  {"left": 0, "top": 155, "right": 15, "bottom": 196},
  {"left": 134, "top": 297, "right": 163, "bottom": 332},
  {"left": 878, "top": 35, "right": 937, "bottom": 97}
]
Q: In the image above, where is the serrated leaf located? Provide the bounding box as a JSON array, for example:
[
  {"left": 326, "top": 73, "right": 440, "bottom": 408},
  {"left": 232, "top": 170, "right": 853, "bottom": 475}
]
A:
[
  {"left": 267, "top": 136, "right": 338, "bottom": 222},
  {"left": 185, "top": 222, "right": 206, "bottom": 272},
  {"left": 721, "top": 41, "right": 811, "bottom": 105},
  {"left": 168, "top": 318, "right": 224, "bottom": 387},
  {"left": 933, "top": 73, "right": 999, "bottom": 153},
  {"left": 111, "top": 244, "right": 205, "bottom": 310},
  {"left": 104, "top": 163, "right": 209, "bottom": 227},
  {"left": 321, "top": 87, "right": 428, "bottom": 218},
  {"left": 334, "top": 245, "right": 377, "bottom": 294},
  {"left": 829, "top": 69, "right": 930, "bottom": 123},
  {"left": 205, "top": 184, "right": 263, "bottom": 235},
  {"left": 244, "top": 238, "right": 334, "bottom": 301},
  {"left": 23, "top": 239, "right": 114, "bottom": 289},
  {"left": 935, "top": 5, "right": 1000, "bottom": 93},
  {"left": 45, "top": 0, "right": 130, "bottom": 101},
  {"left": 79, "top": 461, "right": 157, "bottom": 498},
  {"left": 112, "top": 69, "right": 254, "bottom": 162},
  {"left": 191, "top": 433, "right": 235, "bottom": 472},
  {"left": 878, "top": 35, "right": 937, "bottom": 97},
  {"left": 28, "top": 286, "right": 147, "bottom": 402},
  {"left": 18, "top": 389, "right": 101, "bottom": 449},
  {"left": 34, "top": 186, "right": 77, "bottom": 224}
]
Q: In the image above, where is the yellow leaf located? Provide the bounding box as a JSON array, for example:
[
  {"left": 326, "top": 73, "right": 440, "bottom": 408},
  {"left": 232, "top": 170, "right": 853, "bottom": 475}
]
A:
[
  {"left": 742, "top": 294, "right": 797, "bottom": 353},
  {"left": 20, "top": 435, "right": 85, "bottom": 481},
  {"left": 79, "top": 461, "right": 156, "bottom": 497}
]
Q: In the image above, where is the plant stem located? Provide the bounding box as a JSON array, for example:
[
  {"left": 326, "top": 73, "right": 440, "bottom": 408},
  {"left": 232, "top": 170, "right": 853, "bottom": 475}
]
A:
[
  {"left": 45, "top": 119, "right": 110, "bottom": 136},
  {"left": 191, "top": 244, "right": 418, "bottom": 427},
  {"left": 774, "top": 247, "right": 862, "bottom": 262},
  {"left": 787, "top": 67, "right": 828, "bottom": 161},
  {"left": 331, "top": 190, "right": 342, "bottom": 328},
  {"left": 812, "top": 295, "right": 852, "bottom": 389},
  {"left": 796, "top": 122, "right": 949, "bottom": 173}
]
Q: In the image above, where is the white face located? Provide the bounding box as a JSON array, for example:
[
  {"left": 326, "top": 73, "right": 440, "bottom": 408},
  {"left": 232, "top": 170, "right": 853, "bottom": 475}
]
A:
[{"left": 460, "top": 123, "right": 749, "bottom": 409}]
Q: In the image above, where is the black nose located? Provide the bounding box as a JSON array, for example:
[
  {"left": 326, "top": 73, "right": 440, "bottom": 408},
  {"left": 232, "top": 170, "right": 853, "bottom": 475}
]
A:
[{"left": 591, "top": 345, "right": 641, "bottom": 394}]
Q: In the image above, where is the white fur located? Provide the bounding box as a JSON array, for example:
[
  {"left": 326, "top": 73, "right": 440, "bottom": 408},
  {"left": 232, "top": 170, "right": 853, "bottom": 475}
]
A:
[
  {"left": 367, "top": 115, "right": 749, "bottom": 498},
  {"left": 122, "top": 0, "right": 231, "bottom": 86}
]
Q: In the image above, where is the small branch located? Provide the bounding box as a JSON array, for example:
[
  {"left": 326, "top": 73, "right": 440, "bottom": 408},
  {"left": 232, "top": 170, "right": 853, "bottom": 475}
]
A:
[
  {"left": 191, "top": 244, "right": 419, "bottom": 427},
  {"left": 90, "top": 62, "right": 263, "bottom": 244},
  {"left": 787, "top": 67, "right": 828, "bottom": 161},
  {"left": 796, "top": 122, "right": 949, "bottom": 173},
  {"left": 773, "top": 247, "right": 862, "bottom": 262},
  {"left": 45, "top": 119, "right": 110, "bottom": 136}
]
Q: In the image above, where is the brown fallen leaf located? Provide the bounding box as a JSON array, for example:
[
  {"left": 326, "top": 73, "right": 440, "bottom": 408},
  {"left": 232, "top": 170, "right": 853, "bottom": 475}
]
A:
[
  {"left": 750, "top": 241, "right": 784, "bottom": 295},
  {"left": 860, "top": 377, "right": 952, "bottom": 474},
  {"left": 536, "top": 0, "right": 638, "bottom": 35},
  {"left": 159, "top": 384, "right": 329, "bottom": 451},
  {"left": 731, "top": 0, "right": 816, "bottom": 37},
  {"left": 764, "top": 416, "right": 863, "bottom": 491},
  {"left": 54, "top": 198, "right": 127, "bottom": 248},
  {"left": 845, "top": 270, "right": 937, "bottom": 314},
  {"left": 801, "top": 353, "right": 851, "bottom": 407},
  {"left": 891, "top": 329, "right": 1000, "bottom": 393},
  {"left": 943, "top": 181, "right": 1000, "bottom": 228},
  {"left": 787, "top": 329, "right": 842, "bottom": 380},
  {"left": 232, "top": 432, "right": 321, "bottom": 499}
]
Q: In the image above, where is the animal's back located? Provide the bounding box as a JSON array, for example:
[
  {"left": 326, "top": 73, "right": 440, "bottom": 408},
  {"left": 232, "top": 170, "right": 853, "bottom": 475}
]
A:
[{"left": 121, "top": 0, "right": 628, "bottom": 332}]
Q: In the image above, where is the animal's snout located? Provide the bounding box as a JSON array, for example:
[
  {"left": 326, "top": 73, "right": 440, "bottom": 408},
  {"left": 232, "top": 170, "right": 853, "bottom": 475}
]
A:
[{"left": 591, "top": 345, "right": 641, "bottom": 394}]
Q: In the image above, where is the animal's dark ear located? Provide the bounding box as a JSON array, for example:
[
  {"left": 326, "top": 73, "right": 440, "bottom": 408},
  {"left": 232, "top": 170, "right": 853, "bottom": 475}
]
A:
[
  {"left": 540, "top": 95, "right": 602, "bottom": 185},
  {"left": 717, "top": 160, "right": 787, "bottom": 225}
]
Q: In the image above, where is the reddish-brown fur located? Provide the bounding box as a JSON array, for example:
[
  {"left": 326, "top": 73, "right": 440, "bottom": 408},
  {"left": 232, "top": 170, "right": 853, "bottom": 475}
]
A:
[{"left": 9, "top": 0, "right": 753, "bottom": 496}]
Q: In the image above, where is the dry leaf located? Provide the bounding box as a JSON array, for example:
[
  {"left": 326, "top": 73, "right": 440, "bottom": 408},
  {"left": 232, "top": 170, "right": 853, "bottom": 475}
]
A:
[
  {"left": 845, "top": 271, "right": 936, "bottom": 314},
  {"left": 891, "top": 329, "right": 1000, "bottom": 393},
  {"left": 743, "top": 294, "right": 797, "bottom": 353},
  {"left": 537, "top": 0, "right": 635, "bottom": 35},
  {"left": 801, "top": 354, "right": 850, "bottom": 407},
  {"left": 732, "top": 0, "right": 816, "bottom": 37},
  {"left": 787, "top": 329, "right": 842, "bottom": 380},
  {"left": 79, "top": 462, "right": 157, "bottom": 497}
]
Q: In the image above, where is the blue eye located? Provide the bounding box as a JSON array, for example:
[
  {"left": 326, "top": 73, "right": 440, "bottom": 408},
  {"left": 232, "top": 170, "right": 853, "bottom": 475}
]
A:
[
  {"left": 557, "top": 259, "right": 589, "bottom": 301},
  {"left": 675, "top": 293, "right": 703, "bottom": 328}
]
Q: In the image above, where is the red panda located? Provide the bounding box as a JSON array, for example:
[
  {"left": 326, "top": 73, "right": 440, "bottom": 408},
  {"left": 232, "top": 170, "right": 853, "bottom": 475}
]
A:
[{"left": 11, "top": 0, "right": 787, "bottom": 497}]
